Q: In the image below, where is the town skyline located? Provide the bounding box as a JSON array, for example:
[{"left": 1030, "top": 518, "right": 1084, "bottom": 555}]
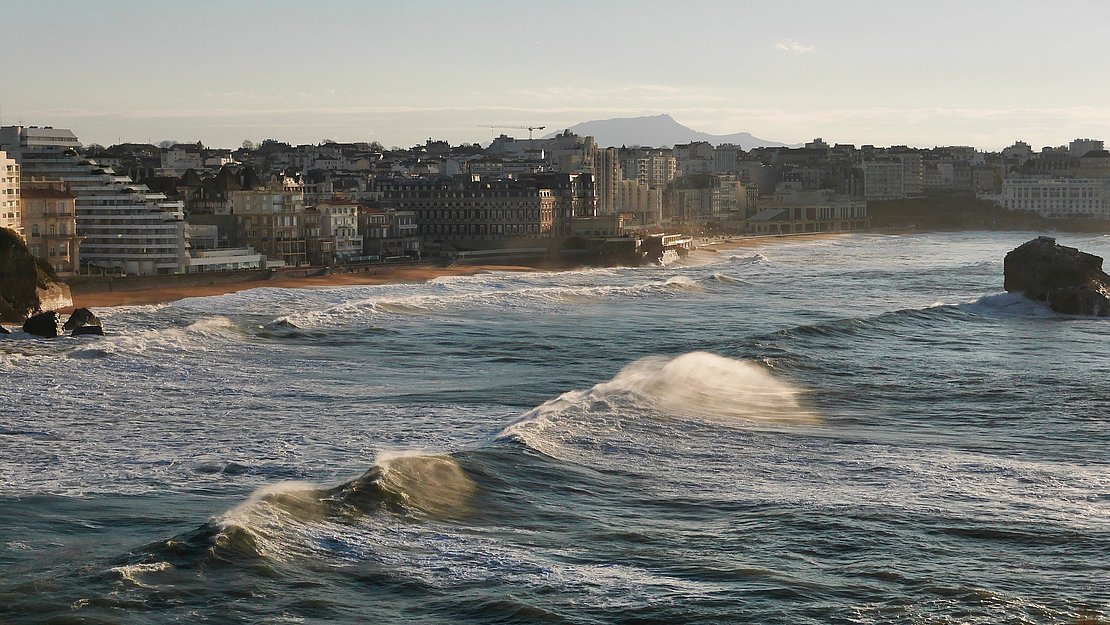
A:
[{"left": 4, "top": 0, "right": 1110, "bottom": 151}]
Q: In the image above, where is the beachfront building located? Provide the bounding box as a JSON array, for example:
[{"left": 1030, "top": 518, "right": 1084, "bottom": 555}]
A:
[
  {"left": 0, "top": 150, "right": 20, "bottom": 237},
  {"left": 375, "top": 176, "right": 556, "bottom": 253},
  {"left": 359, "top": 206, "right": 422, "bottom": 259},
  {"left": 1, "top": 125, "right": 189, "bottom": 275},
  {"left": 231, "top": 187, "right": 308, "bottom": 266},
  {"left": 750, "top": 184, "right": 868, "bottom": 234},
  {"left": 313, "top": 199, "right": 363, "bottom": 264},
  {"left": 997, "top": 178, "right": 1110, "bottom": 219},
  {"left": 20, "top": 182, "right": 83, "bottom": 274}
]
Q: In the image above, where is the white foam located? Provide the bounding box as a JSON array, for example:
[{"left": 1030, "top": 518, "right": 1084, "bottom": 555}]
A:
[
  {"left": 110, "top": 561, "right": 173, "bottom": 588},
  {"left": 500, "top": 352, "right": 817, "bottom": 456}
]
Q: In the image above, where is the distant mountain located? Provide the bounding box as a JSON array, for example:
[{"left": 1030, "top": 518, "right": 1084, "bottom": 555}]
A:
[{"left": 548, "top": 114, "right": 799, "bottom": 150}]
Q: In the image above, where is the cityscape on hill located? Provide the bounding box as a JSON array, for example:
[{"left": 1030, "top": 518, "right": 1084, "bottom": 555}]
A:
[{"left": 2, "top": 120, "right": 1106, "bottom": 277}]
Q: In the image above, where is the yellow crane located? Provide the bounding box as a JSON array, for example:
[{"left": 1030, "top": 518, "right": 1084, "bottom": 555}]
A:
[{"left": 484, "top": 125, "right": 546, "bottom": 141}]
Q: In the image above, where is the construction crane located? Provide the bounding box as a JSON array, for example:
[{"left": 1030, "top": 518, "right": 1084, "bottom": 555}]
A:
[{"left": 484, "top": 125, "right": 546, "bottom": 141}]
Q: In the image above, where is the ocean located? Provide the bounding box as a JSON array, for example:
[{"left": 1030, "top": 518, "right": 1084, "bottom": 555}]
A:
[{"left": 1, "top": 231, "right": 1107, "bottom": 624}]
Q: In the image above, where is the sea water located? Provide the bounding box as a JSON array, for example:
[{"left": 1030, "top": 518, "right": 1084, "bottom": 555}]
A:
[{"left": 0, "top": 231, "right": 1107, "bottom": 624}]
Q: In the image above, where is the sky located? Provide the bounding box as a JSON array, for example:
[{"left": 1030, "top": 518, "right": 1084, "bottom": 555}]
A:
[{"left": 3, "top": 0, "right": 1110, "bottom": 151}]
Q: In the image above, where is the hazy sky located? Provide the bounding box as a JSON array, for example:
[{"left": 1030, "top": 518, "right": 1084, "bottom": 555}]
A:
[{"left": 4, "top": 0, "right": 1110, "bottom": 150}]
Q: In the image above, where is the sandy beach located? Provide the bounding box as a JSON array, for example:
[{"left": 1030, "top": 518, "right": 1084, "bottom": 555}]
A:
[{"left": 62, "top": 232, "right": 848, "bottom": 311}]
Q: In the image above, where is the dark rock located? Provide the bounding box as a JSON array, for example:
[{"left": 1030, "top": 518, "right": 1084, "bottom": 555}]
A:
[
  {"left": 0, "top": 324, "right": 9, "bottom": 334},
  {"left": 64, "top": 308, "right": 104, "bottom": 336},
  {"left": 0, "top": 227, "right": 72, "bottom": 322},
  {"left": 1004, "top": 236, "right": 1110, "bottom": 316},
  {"left": 22, "top": 311, "right": 64, "bottom": 338}
]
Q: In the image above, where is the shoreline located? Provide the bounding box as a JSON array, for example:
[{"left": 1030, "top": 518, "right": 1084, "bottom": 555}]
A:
[{"left": 60, "top": 231, "right": 848, "bottom": 311}]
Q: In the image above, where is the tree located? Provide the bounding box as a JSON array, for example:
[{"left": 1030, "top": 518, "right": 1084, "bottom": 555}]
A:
[
  {"left": 241, "top": 140, "right": 256, "bottom": 151},
  {"left": 368, "top": 141, "right": 385, "bottom": 152},
  {"left": 157, "top": 140, "right": 178, "bottom": 149}
]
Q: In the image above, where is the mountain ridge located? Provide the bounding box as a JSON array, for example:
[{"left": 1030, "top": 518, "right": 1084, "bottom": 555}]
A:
[{"left": 547, "top": 114, "right": 799, "bottom": 150}]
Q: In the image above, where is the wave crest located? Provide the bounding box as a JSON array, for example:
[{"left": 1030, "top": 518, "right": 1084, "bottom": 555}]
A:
[
  {"left": 500, "top": 352, "right": 817, "bottom": 456},
  {"left": 205, "top": 453, "right": 476, "bottom": 561}
]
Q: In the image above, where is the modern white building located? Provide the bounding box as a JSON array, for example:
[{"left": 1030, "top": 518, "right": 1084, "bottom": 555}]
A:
[
  {"left": 1, "top": 125, "right": 189, "bottom": 275},
  {"left": 0, "top": 150, "right": 20, "bottom": 237},
  {"left": 997, "top": 178, "right": 1110, "bottom": 219},
  {"left": 186, "top": 247, "right": 266, "bottom": 272}
]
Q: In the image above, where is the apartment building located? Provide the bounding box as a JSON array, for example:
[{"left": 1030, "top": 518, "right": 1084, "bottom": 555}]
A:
[
  {"left": 231, "top": 187, "right": 308, "bottom": 266},
  {"left": 1, "top": 126, "right": 188, "bottom": 275},
  {"left": 0, "top": 150, "right": 19, "bottom": 237},
  {"left": 20, "top": 183, "right": 83, "bottom": 274},
  {"left": 998, "top": 178, "right": 1110, "bottom": 218},
  {"left": 376, "top": 177, "right": 556, "bottom": 250}
]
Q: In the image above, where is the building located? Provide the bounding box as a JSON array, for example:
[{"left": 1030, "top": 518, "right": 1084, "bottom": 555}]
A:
[
  {"left": 751, "top": 185, "right": 868, "bottom": 234},
  {"left": 593, "top": 148, "right": 623, "bottom": 215},
  {"left": 1, "top": 125, "right": 189, "bottom": 275},
  {"left": 1069, "top": 138, "right": 1104, "bottom": 158},
  {"left": 620, "top": 148, "right": 677, "bottom": 190},
  {"left": 231, "top": 187, "right": 308, "bottom": 266},
  {"left": 309, "top": 200, "right": 363, "bottom": 265},
  {"left": 997, "top": 178, "right": 1110, "bottom": 219},
  {"left": 20, "top": 183, "right": 83, "bottom": 274},
  {"left": 376, "top": 176, "right": 556, "bottom": 252},
  {"left": 860, "top": 159, "right": 909, "bottom": 200},
  {"left": 0, "top": 150, "right": 19, "bottom": 237},
  {"left": 186, "top": 246, "right": 266, "bottom": 272},
  {"left": 664, "top": 174, "right": 750, "bottom": 223},
  {"left": 359, "top": 206, "right": 421, "bottom": 259}
]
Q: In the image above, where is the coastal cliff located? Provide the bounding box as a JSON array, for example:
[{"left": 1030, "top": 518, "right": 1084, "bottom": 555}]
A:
[{"left": 0, "top": 227, "right": 73, "bottom": 322}]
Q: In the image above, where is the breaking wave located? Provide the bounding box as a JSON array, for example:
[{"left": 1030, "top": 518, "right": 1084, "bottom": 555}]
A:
[
  {"left": 499, "top": 351, "right": 817, "bottom": 458},
  {"left": 725, "top": 252, "right": 769, "bottom": 265},
  {"left": 197, "top": 452, "right": 477, "bottom": 562}
]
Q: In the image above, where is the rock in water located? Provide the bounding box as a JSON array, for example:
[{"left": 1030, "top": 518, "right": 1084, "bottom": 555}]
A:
[
  {"left": 0, "top": 324, "right": 9, "bottom": 335},
  {"left": 64, "top": 308, "right": 104, "bottom": 336},
  {"left": 1004, "top": 236, "right": 1110, "bottom": 316},
  {"left": 22, "top": 311, "right": 64, "bottom": 338},
  {"left": 0, "top": 227, "right": 73, "bottom": 322}
]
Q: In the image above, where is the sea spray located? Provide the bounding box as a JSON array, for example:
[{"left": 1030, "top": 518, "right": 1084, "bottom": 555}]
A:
[{"left": 500, "top": 351, "right": 817, "bottom": 457}]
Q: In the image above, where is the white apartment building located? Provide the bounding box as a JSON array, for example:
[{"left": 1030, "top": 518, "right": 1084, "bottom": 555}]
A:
[
  {"left": 0, "top": 150, "right": 20, "bottom": 237},
  {"left": 316, "top": 200, "right": 363, "bottom": 261},
  {"left": 1, "top": 126, "right": 189, "bottom": 275},
  {"left": 998, "top": 178, "right": 1110, "bottom": 218},
  {"left": 160, "top": 144, "right": 203, "bottom": 176}
]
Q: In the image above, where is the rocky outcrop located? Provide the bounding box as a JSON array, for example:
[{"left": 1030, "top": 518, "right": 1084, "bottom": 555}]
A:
[
  {"left": 64, "top": 308, "right": 104, "bottom": 336},
  {"left": 1004, "top": 236, "right": 1110, "bottom": 316},
  {"left": 22, "top": 311, "right": 64, "bottom": 338},
  {"left": 0, "top": 227, "right": 73, "bottom": 322}
]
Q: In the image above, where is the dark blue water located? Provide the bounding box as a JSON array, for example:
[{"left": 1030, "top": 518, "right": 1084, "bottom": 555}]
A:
[{"left": 1, "top": 231, "right": 1107, "bottom": 624}]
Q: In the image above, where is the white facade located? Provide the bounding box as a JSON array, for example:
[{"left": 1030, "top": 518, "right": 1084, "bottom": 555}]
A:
[
  {"left": 998, "top": 178, "right": 1110, "bottom": 218},
  {"left": 1, "top": 125, "right": 188, "bottom": 275},
  {"left": 317, "top": 201, "right": 363, "bottom": 260},
  {"left": 160, "top": 146, "right": 203, "bottom": 175},
  {"left": 187, "top": 247, "right": 265, "bottom": 272},
  {"left": 0, "top": 151, "right": 20, "bottom": 237}
]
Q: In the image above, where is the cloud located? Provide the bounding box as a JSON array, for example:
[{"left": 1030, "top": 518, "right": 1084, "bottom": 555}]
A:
[{"left": 775, "top": 40, "right": 816, "bottom": 54}]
